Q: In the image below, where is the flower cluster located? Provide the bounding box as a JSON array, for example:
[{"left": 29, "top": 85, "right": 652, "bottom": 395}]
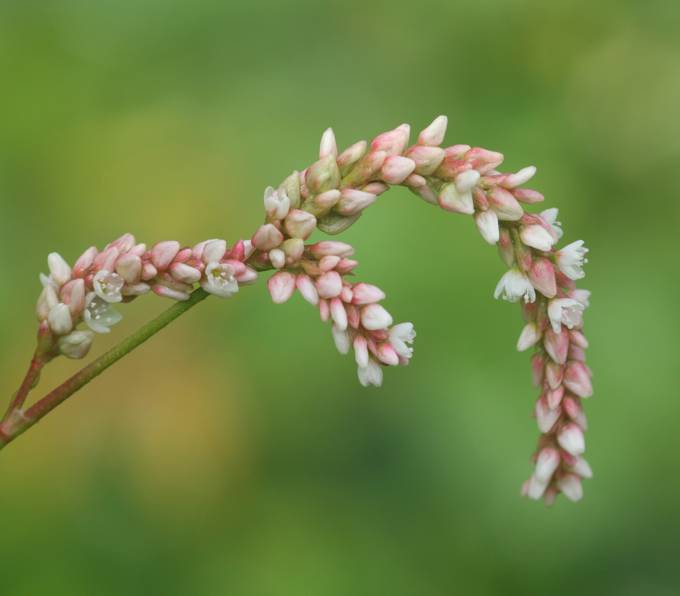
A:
[
  {"left": 251, "top": 116, "right": 592, "bottom": 503},
  {"left": 30, "top": 115, "right": 592, "bottom": 503},
  {"left": 266, "top": 240, "right": 415, "bottom": 386},
  {"left": 36, "top": 234, "right": 257, "bottom": 360}
]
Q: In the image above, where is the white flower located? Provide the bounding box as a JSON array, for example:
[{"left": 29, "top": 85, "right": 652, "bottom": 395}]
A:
[
  {"left": 263, "top": 186, "right": 290, "bottom": 220},
  {"left": 93, "top": 270, "right": 124, "bottom": 303},
  {"left": 58, "top": 330, "right": 95, "bottom": 359},
  {"left": 556, "top": 240, "right": 588, "bottom": 280},
  {"left": 201, "top": 262, "right": 239, "bottom": 298},
  {"left": 547, "top": 298, "right": 584, "bottom": 333},
  {"left": 540, "top": 208, "right": 563, "bottom": 240},
  {"left": 389, "top": 322, "right": 415, "bottom": 359},
  {"left": 520, "top": 224, "right": 555, "bottom": 251},
  {"left": 84, "top": 292, "right": 122, "bottom": 334},
  {"left": 570, "top": 288, "right": 591, "bottom": 308},
  {"left": 357, "top": 358, "right": 383, "bottom": 387},
  {"left": 494, "top": 268, "right": 536, "bottom": 303}
]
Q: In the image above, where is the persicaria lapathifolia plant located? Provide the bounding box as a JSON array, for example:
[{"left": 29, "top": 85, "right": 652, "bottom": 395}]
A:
[{"left": 0, "top": 116, "right": 592, "bottom": 504}]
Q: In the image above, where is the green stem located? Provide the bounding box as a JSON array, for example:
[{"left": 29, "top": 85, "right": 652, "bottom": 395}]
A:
[{"left": 0, "top": 288, "right": 210, "bottom": 450}]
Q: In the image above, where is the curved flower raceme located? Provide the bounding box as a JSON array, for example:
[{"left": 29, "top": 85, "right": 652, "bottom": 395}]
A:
[
  {"left": 250, "top": 116, "right": 592, "bottom": 504},
  {"left": 25, "top": 116, "right": 591, "bottom": 504}
]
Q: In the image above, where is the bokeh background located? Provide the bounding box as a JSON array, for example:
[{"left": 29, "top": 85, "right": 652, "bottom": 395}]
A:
[{"left": 1, "top": 1, "right": 679, "bottom": 594}]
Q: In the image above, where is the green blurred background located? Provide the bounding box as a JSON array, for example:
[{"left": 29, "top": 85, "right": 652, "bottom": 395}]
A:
[{"left": 1, "top": 0, "right": 679, "bottom": 594}]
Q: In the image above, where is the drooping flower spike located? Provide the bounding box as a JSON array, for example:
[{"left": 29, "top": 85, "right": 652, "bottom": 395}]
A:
[{"left": 8, "top": 116, "right": 592, "bottom": 506}]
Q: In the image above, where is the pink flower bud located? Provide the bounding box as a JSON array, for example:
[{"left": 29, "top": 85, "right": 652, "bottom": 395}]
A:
[
  {"left": 319, "top": 127, "right": 338, "bottom": 159},
  {"left": 306, "top": 155, "right": 340, "bottom": 193},
  {"left": 381, "top": 156, "right": 416, "bottom": 184},
  {"left": 47, "top": 252, "right": 72, "bottom": 286},
  {"left": 569, "top": 330, "right": 589, "bottom": 349},
  {"left": 58, "top": 330, "right": 94, "bottom": 359},
  {"left": 330, "top": 297, "right": 348, "bottom": 330},
  {"left": 570, "top": 457, "right": 593, "bottom": 479},
  {"left": 352, "top": 283, "right": 386, "bottom": 305},
  {"left": 535, "top": 397, "right": 560, "bottom": 433},
  {"left": 269, "top": 249, "right": 286, "bottom": 269},
  {"left": 371, "top": 123, "right": 410, "bottom": 155},
  {"left": 531, "top": 353, "right": 545, "bottom": 386},
  {"left": 520, "top": 225, "right": 555, "bottom": 251},
  {"left": 558, "top": 423, "right": 585, "bottom": 455},
  {"left": 497, "top": 228, "right": 514, "bottom": 267},
  {"left": 336, "top": 189, "right": 377, "bottom": 216},
  {"left": 202, "top": 239, "right": 227, "bottom": 264},
  {"left": 151, "top": 241, "right": 181, "bottom": 270},
  {"left": 417, "top": 115, "right": 447, "bottom": 146},
  {"left": 341, "top": 151, "right": 386, "bottom": 187},
  {"left": 543, "top": 327, "right": 569, "bottom": 364},
  {"left": 316, "top": 271, "right": 343, "bottom": 299},
  {"left": 142, "top": 262, "right": 158, "bottom": 281},
  {"left": 337, "top": 140, "right": 368, "bottom": 174},
  {"left": 331, "top": 325, "right": 350, "bottom": 354},
  {"left": 353, "top": 335, "right": 369, "bottom": 367},
  {"left": 107, "top": 233, "right": 135, "bottom": 253},
  {"left": 268, "top": 271, "right": 296, "bottom": 304},
  {"left": 455, "top": 169, "right": 481, "bottom": 193},
  {"left": 73, "top": 246, "right": 98, "bottom": 277},
  {"left": 170, "top": 262, "right": 202, "bottom": 284},
  {"left": 475, "top": 210, "right": 500, "bottom": 244},
  {"left": 115, "top": 254, "right": 143, "bottom": 284},
  {"left": 284, "top": 210, "right": 317, "bottom": 239},
  {"left": 318, "top": 299, "right": 330, "bottom": 322},
  {"left": 60, "top": 278, "right": 85, "bottom": 317},
  {"left": 513, "top": 188, "right": 544, "bottom": 204},
  {"left": 309, "top": 241, "right": 354, "bottom": 258},
  {"left": 546, "top": 385, "right": 565, "bottom": 409},
  {"left": 524, "top": 475, "right": 549, "bottom": 500},
  {"left": 488, "top": 188, "right": 524, "bottom": 221},
  {"left": 528, "top": 258, "right": 557, "bottom": 298},
  {"left": 361, "top": 304, "right": 393, "bottom": 330},
  {"left": 282, "top": 238, "right": 304, "bottom": 263},
  {"left": 252, "top": 223, "right": 284, "bottom": 251},
  {"left": 130, "top": 243, "right": 147, "bottom": 257},
  {"left": 465, "top": 147, "right": 504, "bottom": 174},
  {"left": 534, "top": 447, "right": 560, "bottom": 482},
  {"left": 557, "top": 474, "right": 583, "bottom": 502},
  {"left": 376, "top": 343, "right": 399, "bottom": 366},
  {"left": 47, "top": 303, "right": 73, "bottom": 335},
  {"left": 405, "top": 145, "right": 445, "bottom": 175},
  {"left": 563, "top": 397, "right": 588, "bottom": 429},
  {"left": 502, "top": 166, "right": 536, "bottom": 188},
  {"left": 152, "top": 285, "right": 190, "bottom": 301},
  {"left": 545, "top": 360, "right": 564, "bottom": 389},
  {"left": 36, "top": 285, "right": 59, "bottom": 321},
  {"left": 319, "top": 255, "right": 340, "bottom": 272},
  {"left": 563, "top": 361, "right": 593, "bottom": 398},
  {"left": 516, "top": 322, "right": 540, "bottom": 351},
  {"left": 235, "top": 267, "right": 258, "bottom": 285},
  {"left": 438, "top": 182, "right": 474, "bottom": 214}
]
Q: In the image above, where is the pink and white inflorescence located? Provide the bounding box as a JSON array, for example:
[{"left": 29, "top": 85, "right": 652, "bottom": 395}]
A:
[
  {"left": 37, "top": 235, "right": 258, "bottom": 358},
  {"left": 35, "top": 116, "right": 592, "bottom": 503}
]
